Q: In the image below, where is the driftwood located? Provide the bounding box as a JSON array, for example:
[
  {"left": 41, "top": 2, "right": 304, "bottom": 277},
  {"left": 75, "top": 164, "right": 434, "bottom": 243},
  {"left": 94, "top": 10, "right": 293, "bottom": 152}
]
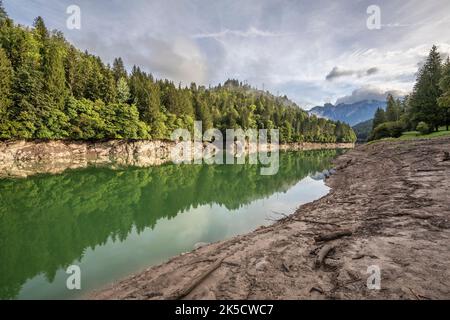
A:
[
  {"left": 314, "top": 244, "right": 336, "bottom": 268},
  {"left": 408, "top": 287, "right": 421, "bottom": 300},
  {"left": 401, "top": 213, "right": 431, "bottom": 220},
  {"left": 365, "top": 212, "right": 432, "bottom": 221},
  {"left": 335, "top": 201, "right": 357, "bottom": 204},
  {"left": 281, "top": 262, "right": 290, "bottom": 273},
  {"left": 315, "top": 230, "right": 352, "bottom": 243},
  {"left": 309, "top": 286, "right": 324, "bottom": 294},
  {"left": 271, "top": 210, "right": 290, "bottom": 217},
  {"left": 169, "top": 256, "right": 225, "bottom": 300},
  {"left": 293, "top": 218, "right": 340, "bottom": 226},
  {"left": 352, "top": 253, "right": 379, "bottom": 260},
  {"left": 382, "top": 212, "right": 431, "bottom": 220}
]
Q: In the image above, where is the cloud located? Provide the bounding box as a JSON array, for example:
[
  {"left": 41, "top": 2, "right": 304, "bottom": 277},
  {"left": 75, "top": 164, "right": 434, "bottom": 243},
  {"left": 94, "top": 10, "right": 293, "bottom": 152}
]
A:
[
  {"left": 335, "top": 86, "right": 405, "bottom": 105},
  {"left": 72, "top": 32, "right": 209, "bottom": 85},
  {"left": 192, "top": 27, "right": 293, "bottom": 39},
  {"left": 325, "top": 67, "right": 354, "bottom": 81},
  {"left": 366, "top": 67, "right": 379, "bottom": 76},
  {"left": 5, "top": 0, "right": 450, "bottom": 107},
  {"left": 326, "top": 66, "right": 379, "bottom": 81},
  {"left": 381, "top": 22, "right": 426, "bottom": 28},
  {"left": 138, "top": 36, "right": 208, "bottom": 85}
]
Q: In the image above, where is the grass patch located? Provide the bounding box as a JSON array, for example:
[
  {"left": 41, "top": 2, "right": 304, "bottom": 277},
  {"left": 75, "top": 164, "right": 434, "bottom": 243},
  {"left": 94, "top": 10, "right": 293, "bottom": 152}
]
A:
[{"left": 368, "top": 127, "right": 450, "bottom": 144}]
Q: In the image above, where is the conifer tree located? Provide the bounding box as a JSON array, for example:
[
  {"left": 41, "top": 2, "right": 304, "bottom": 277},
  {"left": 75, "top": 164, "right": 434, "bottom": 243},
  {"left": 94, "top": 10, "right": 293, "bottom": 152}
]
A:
[
  {"left": 117, "top": 77, "right": 130, "bottom": 103},
  {"left": 112, "top": 57, "right": 127, "bottom": 83},
  {"left": 0, "top": 47, "right": 12, "bottom": 119},
  {"left": 372, "top": 107, "right": 386, "bottom": 130},
  {"left": 385, "top": 94, "right": 399, "bottom": 122},
  {"left": 409, "top": 45, "right": 443, "bottom": 131},
  {"left": 44, "top": 34, "right": 68, "bottom": 109},
  {"left": 438, "top": 57, "right": 450, "bottom": 131}
]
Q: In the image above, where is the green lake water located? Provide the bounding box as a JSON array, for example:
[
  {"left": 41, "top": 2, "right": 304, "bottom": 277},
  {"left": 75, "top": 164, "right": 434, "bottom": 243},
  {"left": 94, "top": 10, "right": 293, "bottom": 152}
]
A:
[{"left": 0, "top": 150, "right": 343, "bottom": 300}]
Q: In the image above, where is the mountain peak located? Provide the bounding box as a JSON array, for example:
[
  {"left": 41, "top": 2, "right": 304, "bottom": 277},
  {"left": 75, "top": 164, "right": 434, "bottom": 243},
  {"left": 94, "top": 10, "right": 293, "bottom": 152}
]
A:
[{"left": 309, "top": 100, "right": 386, "bottom": 126}]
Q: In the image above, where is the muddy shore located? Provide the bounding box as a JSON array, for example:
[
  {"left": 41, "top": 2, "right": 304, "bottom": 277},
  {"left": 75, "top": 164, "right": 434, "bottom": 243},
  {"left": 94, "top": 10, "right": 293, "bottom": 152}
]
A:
[{"left": 91, "top": 136, "right": 450, "bottom": 300}]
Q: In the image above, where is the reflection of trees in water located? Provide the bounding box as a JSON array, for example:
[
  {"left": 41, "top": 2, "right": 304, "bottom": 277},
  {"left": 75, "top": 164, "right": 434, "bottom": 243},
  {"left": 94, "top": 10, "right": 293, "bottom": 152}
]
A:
[{"left": 0, "top": 150, "right": 340, "bottom": 299}]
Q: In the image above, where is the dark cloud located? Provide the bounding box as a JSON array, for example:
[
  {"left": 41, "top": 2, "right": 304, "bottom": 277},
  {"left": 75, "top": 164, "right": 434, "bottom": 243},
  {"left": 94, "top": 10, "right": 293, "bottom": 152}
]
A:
[
  {"left": 325, "top": 67, "right": 354, "bottom": 81},
  {"left": 335, "top": 87, "right": 404, "bottom": 104},
  {"left": 326, "top": 66, "right": 379, "bottom": 81},
  {"left": 366, "top": 67, "right": 379, "bottom": 76}
]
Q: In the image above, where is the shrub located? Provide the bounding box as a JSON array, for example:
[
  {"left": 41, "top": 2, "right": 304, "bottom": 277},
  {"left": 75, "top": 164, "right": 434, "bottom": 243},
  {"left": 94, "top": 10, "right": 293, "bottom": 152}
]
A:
[
  {"left": 370, "top": 121, "right": 404, "bottom": 140},
  {"left": 416, "top": 122, "right": 430, "bottom": 135}
]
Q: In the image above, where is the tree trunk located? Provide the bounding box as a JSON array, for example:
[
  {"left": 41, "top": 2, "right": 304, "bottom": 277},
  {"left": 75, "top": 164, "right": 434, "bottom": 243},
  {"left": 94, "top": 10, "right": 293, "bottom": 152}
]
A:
[{"left": 445, "top": 108, "right": 450, "bottom": 131}]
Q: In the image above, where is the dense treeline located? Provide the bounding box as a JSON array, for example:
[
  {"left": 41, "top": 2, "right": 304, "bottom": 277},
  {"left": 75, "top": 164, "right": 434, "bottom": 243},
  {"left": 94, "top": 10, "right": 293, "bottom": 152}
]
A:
[
  {"left": 352, "top": 119, "right": 373, "bottom": 142},
  {"left": 0, "top": 5, "right": 356, "bottom": 143},
  {"left": 369, "top": 45, "right": 450, "bottom": 140}
]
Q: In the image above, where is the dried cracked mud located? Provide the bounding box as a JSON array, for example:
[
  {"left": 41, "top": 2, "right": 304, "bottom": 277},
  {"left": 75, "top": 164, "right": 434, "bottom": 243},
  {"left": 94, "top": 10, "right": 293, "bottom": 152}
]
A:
[{"left": 91, "top": 137, "right": 450, "bottom": 300}]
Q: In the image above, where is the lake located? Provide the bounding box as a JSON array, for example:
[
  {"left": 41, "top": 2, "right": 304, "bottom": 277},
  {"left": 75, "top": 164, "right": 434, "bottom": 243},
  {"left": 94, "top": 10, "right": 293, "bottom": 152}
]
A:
[{"left": 0, "top": 149, "right": 343, "bottom": 300}]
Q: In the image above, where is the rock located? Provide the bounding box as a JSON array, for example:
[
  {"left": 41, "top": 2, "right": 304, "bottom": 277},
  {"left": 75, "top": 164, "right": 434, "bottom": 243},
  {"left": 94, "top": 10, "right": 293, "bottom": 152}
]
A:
[
  {"left": 255, "top": 259, "right": 269, "bottom": 272},
  {"left": 0, "top": 140, "right": 176, "bottom": 178},
  {"left": 322, "top": 169, "right": 331, "bottom": 178},
  {"left": 443, "top": 151, "right": 450, "bottom": 161},
  {"left": 193, "top": 242, "right": 208, "bottom": 250},
  {"left": 310, "top": 172, "right": 326, "bottom": 180}
]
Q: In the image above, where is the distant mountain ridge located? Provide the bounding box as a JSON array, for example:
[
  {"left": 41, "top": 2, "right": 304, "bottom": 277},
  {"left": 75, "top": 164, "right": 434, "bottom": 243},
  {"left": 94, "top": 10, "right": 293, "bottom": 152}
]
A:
[
  {"left": 352, "top": 119, "right": 373, "bottom": 142},
  {"left": 309, "top": 100, "right": 387, "bottom": 126}
]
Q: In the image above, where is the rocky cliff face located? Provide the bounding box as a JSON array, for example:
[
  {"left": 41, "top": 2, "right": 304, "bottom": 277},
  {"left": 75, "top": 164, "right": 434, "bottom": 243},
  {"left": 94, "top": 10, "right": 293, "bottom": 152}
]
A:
[
  {"left": 0, "top": 140, "right": 174, "bottom": 178},
  {"left": 0, "top": 140, "right": 354, "bottom": 178}
]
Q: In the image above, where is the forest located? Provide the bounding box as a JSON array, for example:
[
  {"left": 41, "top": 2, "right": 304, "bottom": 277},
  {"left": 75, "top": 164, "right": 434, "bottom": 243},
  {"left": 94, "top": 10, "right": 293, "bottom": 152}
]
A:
[
  {"left": 0, "top": 4, "right": 356, "bottom": 144},
  {"left": 369, "top": 45, "right": 450, "bottom": 140}
]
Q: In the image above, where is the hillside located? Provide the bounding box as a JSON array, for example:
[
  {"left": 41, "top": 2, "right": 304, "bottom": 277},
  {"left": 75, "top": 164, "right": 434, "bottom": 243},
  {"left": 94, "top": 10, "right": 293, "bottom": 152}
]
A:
[
  {"left": 352, "top": 119, "right": 373, "bottom": 142},
  {"left": 0, "top": 10, "right": 356, "bottom": 144},
  {"left": 310, "top": 100, "right": 386, "bottom": 126}
]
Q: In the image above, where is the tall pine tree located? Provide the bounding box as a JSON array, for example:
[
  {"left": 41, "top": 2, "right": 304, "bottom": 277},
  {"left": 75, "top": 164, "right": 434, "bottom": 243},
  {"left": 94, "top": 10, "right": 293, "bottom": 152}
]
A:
[
  {"left": 44, "top": 33, "right": 68, "bottom": 110},
  {"left": 112, "top": 57, "right": 127, "bottom": 83},
  {"left": 116, "top": 77, "right": 130, "bottom": 103},
  {"left": 0, "top": 47, "right": 12, "bottom": 121},
  {"left": 385, "top": 94, "right": 399, "bottom": 122},
  {"left": 438, "top": 57, "right": 450, "bottom": 131},
  {"left": 372, "top": 107, "right": 386, "bottom": 130},
  {"left": 409, "top": 45, "right": 443, "bottom": 131}
]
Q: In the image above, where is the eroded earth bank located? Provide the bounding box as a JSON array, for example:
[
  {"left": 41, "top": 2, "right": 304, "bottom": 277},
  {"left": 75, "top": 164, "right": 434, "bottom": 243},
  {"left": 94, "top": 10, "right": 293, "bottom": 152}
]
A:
[
  {"left": 0, "top": 140, "right": 354, "bottom": 178},
  {"left": 92, "top": 137, "right": 450, "bottom": 300}
]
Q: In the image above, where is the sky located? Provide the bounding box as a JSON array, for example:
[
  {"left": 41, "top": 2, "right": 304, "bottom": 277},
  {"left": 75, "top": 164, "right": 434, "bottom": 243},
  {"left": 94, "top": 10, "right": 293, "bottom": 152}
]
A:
[{"left": 4, "top": 0, "right": 450, "bottom": 109}]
